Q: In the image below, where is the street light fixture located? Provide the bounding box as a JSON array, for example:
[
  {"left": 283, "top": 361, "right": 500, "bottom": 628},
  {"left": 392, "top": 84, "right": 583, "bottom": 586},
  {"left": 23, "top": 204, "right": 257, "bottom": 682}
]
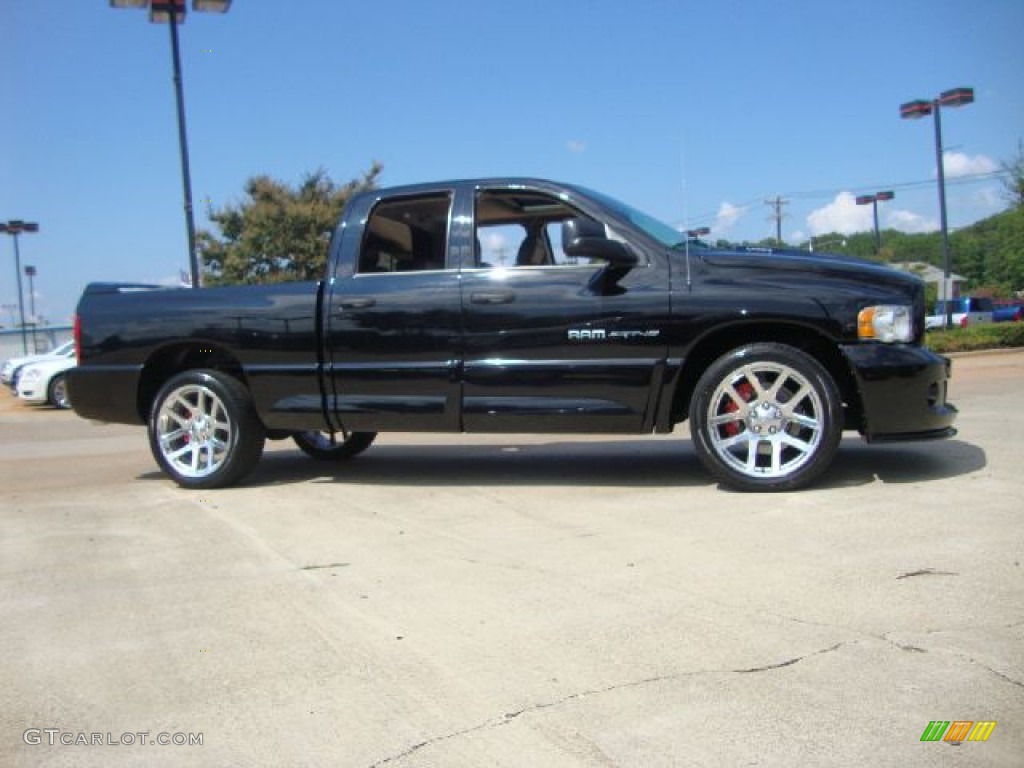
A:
[
  {"left": 900, "top": 87, "right": 975, "bottom": 329},
  {"left": 109, "top": 0, "right": 233, "bottom": 289},
  {"left": 808, "top": 236, "right": 847, "bottom": 253},
  {"left": 855, "top": 190, "right": 895, "bottom": 256},
  {"left": 0, "top": 220, "right": 39, "bottom": 355}
]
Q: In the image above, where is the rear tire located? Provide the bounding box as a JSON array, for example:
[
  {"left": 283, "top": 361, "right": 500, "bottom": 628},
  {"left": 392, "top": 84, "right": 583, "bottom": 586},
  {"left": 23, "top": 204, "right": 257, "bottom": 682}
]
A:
[
  {"left": 148, "top": 369, "right": 265, "bottom": 489},
  {"left": 689, "top": 343, "right": 842, "bottom": 492},
  {"left": 293, "top": 430, "right": 377, "bottom": 460}
]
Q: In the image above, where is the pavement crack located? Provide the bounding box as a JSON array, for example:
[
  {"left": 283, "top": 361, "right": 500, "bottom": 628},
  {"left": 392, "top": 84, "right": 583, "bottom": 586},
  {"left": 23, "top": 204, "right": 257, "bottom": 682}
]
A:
[
  {"left": 735, "top": 641, "right": 846, "bottom": 674},
  {"left": 367, "top": 641, "right": 850, "bottom": 766},
  {"left": 968, "top": 658, "right": 1024, "bottom": 689},
  {"left": 896, "top": 568, "right": 959, "bottom": 580},
  {"left": 877, "top": 632, "right": 928, "bottom": 653},
  {"left": 299, "top": 562, "right": 350, "bottom": 571},
  {"left": 367, "top": 671, "right": 690, "bottom": 766}
]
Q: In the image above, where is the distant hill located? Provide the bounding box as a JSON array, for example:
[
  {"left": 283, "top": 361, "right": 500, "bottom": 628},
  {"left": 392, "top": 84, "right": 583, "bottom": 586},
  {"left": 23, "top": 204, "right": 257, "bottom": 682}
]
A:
[{"left": 734, "top": 205, "right": 1023, "bottom": 297}]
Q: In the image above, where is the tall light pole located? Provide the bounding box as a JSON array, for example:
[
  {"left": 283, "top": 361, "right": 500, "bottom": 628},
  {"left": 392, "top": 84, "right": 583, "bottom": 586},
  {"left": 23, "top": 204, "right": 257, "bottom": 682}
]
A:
[
  {"left": 855, "top": 191, "right": 894, "bottom": 257},
  {"left": 110, "top": 0, "right": 232, "bottom": 290},
  {"left": 24, "top": 265, "right": 38, "bottom": 352},
  {"left": 0, "top": 220, "right": 39, "bottom": 355},
  {"left": 900, "top": 87, "right": 974, "bottom": 329}
]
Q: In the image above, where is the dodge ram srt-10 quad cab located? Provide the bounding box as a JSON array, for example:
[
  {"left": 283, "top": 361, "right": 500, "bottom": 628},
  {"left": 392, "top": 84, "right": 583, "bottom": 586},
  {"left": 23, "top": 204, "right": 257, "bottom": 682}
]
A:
[{"left": 67, "top": 179, "right": 957, "bottom": 492}]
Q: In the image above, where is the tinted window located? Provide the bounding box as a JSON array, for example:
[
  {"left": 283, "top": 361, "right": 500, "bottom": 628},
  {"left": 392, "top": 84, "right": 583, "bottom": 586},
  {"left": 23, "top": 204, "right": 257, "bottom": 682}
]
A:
[
  {"left": 474, "top": 190, "right": 607, "bottom": 268},
  {"left": 359, "top": 194, "right": 452, "bottom": 274}
]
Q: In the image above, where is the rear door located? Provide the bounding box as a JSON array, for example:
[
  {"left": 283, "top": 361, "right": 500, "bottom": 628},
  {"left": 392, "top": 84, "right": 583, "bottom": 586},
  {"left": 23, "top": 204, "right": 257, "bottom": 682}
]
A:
[
  {"left": 457, "top": 184, "right": 670, "bottom": 433},
  {"left": 324, "top": 190, "right": 461, "bottom": 432}
]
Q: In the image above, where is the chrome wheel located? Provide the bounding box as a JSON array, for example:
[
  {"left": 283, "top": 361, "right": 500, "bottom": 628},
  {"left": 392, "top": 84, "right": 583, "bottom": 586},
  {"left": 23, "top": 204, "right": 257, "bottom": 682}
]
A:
[
  {"left": 155, "top": 383, "right": 233, "bottom": 479},
  {"left": 690, "top": 343, "right": 842, "bottom": 492},
  {"left": 301, "top": 430, "right": 350, "bottom": 452},
  {"left": 293, "top": 429, "right": 376, "bottom": 460},
  {"left": 49, "top": 375, "right": 71, "bottom": 410},
  {"left": 706, "top": 362, "right": 824, "bottom": 479}
]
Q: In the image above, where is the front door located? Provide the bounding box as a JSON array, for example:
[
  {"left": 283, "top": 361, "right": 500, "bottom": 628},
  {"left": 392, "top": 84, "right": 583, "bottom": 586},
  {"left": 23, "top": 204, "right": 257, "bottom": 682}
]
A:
[{"left": 460, "top": 185, "right": 670, "bottom": 433}]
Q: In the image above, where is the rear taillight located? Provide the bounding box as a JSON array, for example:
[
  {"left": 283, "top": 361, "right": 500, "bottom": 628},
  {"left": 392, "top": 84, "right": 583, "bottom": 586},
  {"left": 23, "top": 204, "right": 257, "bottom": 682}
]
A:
[{"left": 73, "top": 314, "right": 82, "bottom": 364}]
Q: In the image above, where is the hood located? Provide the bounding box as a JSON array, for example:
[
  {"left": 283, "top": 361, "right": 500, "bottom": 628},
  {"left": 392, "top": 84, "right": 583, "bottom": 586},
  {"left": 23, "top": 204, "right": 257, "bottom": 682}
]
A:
[
  {"left": 22, "top": 357, "right": 77, "bottom": 375},
  {"left": 699, "top": 246, "right": 922, "bottom": 291},
  {"left": 4, "top": 351, "right": 63, "bottom": 370}
]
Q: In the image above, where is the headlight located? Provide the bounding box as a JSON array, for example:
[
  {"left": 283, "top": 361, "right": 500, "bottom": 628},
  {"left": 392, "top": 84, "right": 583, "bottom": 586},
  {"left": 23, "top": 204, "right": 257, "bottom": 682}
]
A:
[
  {"left": 21, "top": 368, "right": 42, "bottom": 382},
  {"left": 858, "top": 305, "right": 913, "bottom": 343}
]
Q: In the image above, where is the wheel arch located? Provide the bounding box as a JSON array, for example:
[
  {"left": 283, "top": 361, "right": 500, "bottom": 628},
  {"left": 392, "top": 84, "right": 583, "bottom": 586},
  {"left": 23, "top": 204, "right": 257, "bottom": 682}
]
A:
[
  {"left": 137, "top": 341, "right": 248, "bottom": 423},
  {"left": 665, "top": 321, "right": 863, "bottom": 431}
]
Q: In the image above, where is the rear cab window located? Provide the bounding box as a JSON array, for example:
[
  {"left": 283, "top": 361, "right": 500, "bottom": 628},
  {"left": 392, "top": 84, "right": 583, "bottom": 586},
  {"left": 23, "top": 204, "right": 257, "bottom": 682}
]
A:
[{"left": 358, "top": 194, "right": 453, "bottom": 274}]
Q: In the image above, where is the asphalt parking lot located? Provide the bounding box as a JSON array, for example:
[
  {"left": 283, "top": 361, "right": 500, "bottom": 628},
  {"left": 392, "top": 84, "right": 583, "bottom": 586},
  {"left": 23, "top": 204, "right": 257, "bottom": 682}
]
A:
[{"left": 1, "top": 350, "right": 1022, "bottom": 767}]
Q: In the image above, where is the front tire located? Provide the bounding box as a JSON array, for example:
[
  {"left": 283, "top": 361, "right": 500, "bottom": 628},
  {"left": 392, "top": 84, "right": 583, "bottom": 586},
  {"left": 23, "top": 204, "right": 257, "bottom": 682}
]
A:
[
  {"left": 148, "top": 369, "right": 265, "bottom": 489},
  {"left": 48, "top": 374, "right": 71, "bottom": 410},
  {"left": 689, "top": 343, "right": 842, "bottom": 492},
  {"left": 293, "top": 430, "right": 376, "bottom": 460}
]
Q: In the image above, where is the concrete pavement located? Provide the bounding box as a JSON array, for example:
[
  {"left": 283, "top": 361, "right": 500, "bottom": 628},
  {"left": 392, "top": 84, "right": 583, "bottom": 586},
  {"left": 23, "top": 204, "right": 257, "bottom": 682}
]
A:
[{"left": 1, "top": 350, "right": 1021, "bottom": 766}]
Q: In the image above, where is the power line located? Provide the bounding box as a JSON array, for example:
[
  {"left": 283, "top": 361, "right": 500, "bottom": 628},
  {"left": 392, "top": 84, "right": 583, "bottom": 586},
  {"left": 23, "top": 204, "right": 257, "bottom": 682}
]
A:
[
  {"left": 785, "top": 170, "right": 1007, "bottom": 200},
  {"left": 687, "top": 170, "right": 1009, "bottom": 229}
]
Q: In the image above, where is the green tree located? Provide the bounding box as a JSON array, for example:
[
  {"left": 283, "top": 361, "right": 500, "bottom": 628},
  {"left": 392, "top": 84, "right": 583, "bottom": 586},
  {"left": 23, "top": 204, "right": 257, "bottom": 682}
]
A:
[
  {"left": 199, "top": 164, "right": 382, "bottom": 284},
  {"left": 1001, "top": 139, "right": 1024, "bottom": 209}
]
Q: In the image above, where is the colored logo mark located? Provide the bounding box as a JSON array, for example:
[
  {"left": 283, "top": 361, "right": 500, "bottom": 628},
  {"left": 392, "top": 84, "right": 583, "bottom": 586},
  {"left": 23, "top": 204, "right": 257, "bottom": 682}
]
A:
[{"left": 920, "top": 720, "right": 996, "bottom": 743}]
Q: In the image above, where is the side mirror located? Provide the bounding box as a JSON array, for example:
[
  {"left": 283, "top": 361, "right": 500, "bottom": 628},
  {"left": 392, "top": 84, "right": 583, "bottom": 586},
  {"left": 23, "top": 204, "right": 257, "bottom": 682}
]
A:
[{"left": 562, "top": 218, "right": 637, "bottom": 267}]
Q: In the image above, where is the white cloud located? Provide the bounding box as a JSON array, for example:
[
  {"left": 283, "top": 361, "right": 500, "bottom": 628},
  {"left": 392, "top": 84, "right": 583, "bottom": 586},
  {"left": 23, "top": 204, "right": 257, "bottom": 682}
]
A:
[
  {"left": 973, "top": 184, "right": 1003, "bottom": 212},
  {"left": 479, "top": 231, "right": 513, "bottom": 264},
  {"left": 482, "top": 231, "right": 508, "bottom": 251},
  {"left": 942, "top": 151, "right": 997, "bottom": 178},
  {"left": 806, "top": 192, "right": 872, "bottom": 236},
  {"left": 566, "top": 140, "right": 587, "bottom": 154},
  {"left": 886, "top": 209, "right": 938, "bottom": 234},
  {"left": 714, "top": 201, "right": 744, "bottom": 233}
]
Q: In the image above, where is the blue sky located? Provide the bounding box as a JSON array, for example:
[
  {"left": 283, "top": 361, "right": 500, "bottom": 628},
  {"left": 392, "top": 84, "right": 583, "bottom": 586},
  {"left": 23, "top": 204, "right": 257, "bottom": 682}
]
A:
[{"left": 2, "top": 0, "right": 1022, "bottom": 325}]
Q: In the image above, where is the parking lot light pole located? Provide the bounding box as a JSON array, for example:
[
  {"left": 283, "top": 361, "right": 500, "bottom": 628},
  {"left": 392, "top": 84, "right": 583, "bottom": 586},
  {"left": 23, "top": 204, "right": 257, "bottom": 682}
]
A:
[
  {"left": 900, "top": 87, "right": 974, "bottom": 329},
  {"left": 0, "top": 220, "right": 39, "bottom": 355},
  {"left": 855, "top": 191, "right": 894, "bottom": 256},
  {"left": 109, "top": 0, "right": 233, "bottom": 290},
  {"left": 24, "top": 265, "right": 38, "bottom": 352}
]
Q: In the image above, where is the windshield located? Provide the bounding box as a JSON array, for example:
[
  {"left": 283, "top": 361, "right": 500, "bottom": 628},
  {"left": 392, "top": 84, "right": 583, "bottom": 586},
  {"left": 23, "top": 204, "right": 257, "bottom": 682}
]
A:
[{"left": 569, "top": 185, "right": 688, "bottom": 248}]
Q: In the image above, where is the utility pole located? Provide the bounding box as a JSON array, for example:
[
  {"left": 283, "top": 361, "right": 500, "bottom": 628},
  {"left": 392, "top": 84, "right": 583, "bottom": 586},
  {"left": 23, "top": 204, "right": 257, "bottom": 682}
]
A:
[{"left": 765, "top": 196, "right": 789, "bottom": 245}]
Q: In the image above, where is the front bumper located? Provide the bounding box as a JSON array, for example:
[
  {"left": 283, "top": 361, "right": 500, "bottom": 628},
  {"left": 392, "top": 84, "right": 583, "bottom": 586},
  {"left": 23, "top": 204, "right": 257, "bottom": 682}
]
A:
[
  {"left": 839, "top": 343, "right": 957, "bottom": 442},
  {"left": 17, "top": 377, "right": 47, "bottom": 403}
]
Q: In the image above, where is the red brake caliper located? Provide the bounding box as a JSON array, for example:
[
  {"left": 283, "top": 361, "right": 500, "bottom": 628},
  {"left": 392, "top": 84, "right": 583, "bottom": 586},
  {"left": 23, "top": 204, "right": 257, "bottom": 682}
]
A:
[{"left": 723, "top": 382, "right": 754, "bottom": 437}]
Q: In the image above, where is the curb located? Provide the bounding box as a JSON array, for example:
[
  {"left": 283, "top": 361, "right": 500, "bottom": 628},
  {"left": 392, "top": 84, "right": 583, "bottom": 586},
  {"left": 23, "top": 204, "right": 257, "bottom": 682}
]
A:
[{"left": 945, "top": 347, "right": 1024, "bottom": 359}]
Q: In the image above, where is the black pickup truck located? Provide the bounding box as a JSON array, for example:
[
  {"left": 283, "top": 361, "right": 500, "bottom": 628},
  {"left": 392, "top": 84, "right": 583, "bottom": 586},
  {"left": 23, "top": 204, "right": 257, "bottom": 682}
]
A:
[{"left": 67, "top": 178, "right": 957, "bottom": 491}]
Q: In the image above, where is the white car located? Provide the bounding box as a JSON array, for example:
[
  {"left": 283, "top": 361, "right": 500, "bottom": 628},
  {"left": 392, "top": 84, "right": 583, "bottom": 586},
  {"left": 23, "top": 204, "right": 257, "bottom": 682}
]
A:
[
  {"left": 2, "top": 340, "right": 76, "bottom": 388},
  {"left": 17, "top": 356, "right": 77, "bottom": 409}
]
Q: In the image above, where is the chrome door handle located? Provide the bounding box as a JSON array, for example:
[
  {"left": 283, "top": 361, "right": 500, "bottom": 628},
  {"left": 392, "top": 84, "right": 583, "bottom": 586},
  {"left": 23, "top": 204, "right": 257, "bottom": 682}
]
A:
[
  {"left": 470, "top": 291, "right": 514, "bottom": 305},
  {"left": 338, "top": 297, "right": 376, "bottom": 310}
]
